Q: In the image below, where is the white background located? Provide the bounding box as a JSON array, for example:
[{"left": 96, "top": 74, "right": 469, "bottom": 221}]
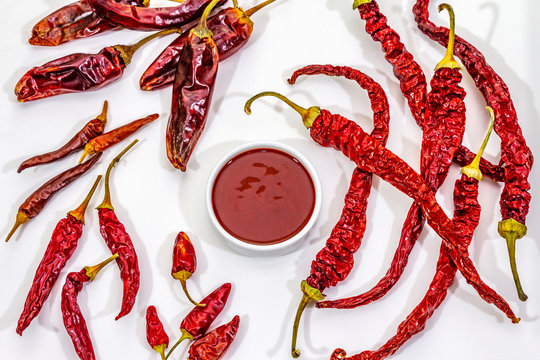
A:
[{"left": 1, "top": 0, "right": 539, "bottom": 359}]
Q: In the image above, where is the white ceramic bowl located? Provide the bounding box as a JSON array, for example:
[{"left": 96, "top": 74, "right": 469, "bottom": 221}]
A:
[{"left": 206, "top": 141, "right": 322, "bottom": 256}]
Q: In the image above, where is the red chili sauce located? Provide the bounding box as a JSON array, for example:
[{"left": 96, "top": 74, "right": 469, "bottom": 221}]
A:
[{"left": 212, "top": 148, "right": 316, "bottom": 245}]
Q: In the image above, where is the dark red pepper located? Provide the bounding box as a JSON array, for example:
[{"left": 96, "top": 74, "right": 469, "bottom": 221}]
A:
[
  {"left": 146, "top": 305, "right": 169, "bottom": 360},
  {"left": 187, "top": 315, "right": 240, "bottom": 360},
  {"left": 172, "top": 232, "right": 204, "bottom": 307}
]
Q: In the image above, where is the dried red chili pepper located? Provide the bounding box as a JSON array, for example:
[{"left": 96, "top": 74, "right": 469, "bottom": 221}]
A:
[
  {"left": 5, "top": 153, "right": 102, "bottom": 242},
  {"left": 140, "top": 0, "right": 276, "bottom": 91},
  {"left": 29, "top": 0, "right": 148, "bottom": 47},
  {"left": 187, "top": 315, "right": 240, "bottom": 360},
  {"left": 78, "top": 113, "right": 159, "bottom": 163},
  {"left": 18, "top": 101, "right": 108, "bottom": 173},
  {"left": 16, "top": 175, "right": 102, "bottom": 335},
  {"left": 165, "top": 283, "right": 231, "bottom": 359},
  {"left": 87, "top": 0, "right": 226, "bottom": 30},
  {"left": 285, "top": 64, "right": 390, "bottom": 358},
  {"left": 61, "top": 254, "right": 118, "bottom": 360},
  {"left": 413, "top": 0, "right": 533, "bottom": 302},
  {"left": 15, "top": 28, "right": 179, "bottom": 102},
  {"left": 97, "top": 139, "right": 140, "bottom": 320},
  {"left": 244, "top": 91, "right": 519, "bottom": 324},
  {"left": 330, "top": 109, "right": 495, "bottom": 360},
  {"left": 172, "top": 232, "right": 204, "bottom": 307},
  {"left": 166, "top": 0, "right": 222, "bottom": 171},
  {"left": 318, "top": 3, "right": 466, "bottom": 310},
  {"left": 146, "top": 305, "right": 169, "bottom": 360}
]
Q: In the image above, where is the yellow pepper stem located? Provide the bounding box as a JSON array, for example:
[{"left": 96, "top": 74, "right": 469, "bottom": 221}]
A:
[
  {"left": 68, "top": 175, "right": 102, "bottom": 223},
  {"left": 461, "top": 107, "right": 494, "bottom": 181},
  {"left": 5, "top": 211, "right": 30, "bottom": 242},
  {"left": 435, "top": 3, "right": 462, "bottom": 70},
  {"left": 353, "top": 0, "right": 372, "bottom": 10},
  {"left": 84, "top": 253, "right": 119, "bottom": 281},
  {"left": 498, "top": 218, "right": 528, "bottom": 301}
]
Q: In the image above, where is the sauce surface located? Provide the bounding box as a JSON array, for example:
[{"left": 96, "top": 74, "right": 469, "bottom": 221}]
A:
[{"left": 212, "top": 148, "right": 316, "bottom": 245}]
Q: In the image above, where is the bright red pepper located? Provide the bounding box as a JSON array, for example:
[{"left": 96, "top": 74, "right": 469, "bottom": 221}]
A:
[
  {"left": 172, "top": 232, "right": 204, "bottom": 307},
  {"left": 188, "top": 315, "right": 240, "bottom": 360},
  {"left": 146, "top": 305, "right": 169, "bottom": 359}
]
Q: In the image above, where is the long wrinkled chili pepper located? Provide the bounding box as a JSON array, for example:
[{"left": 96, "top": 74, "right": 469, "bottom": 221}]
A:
[
  {"left": 16, "top": 175, "right": 102, "bottom": 335},
  {"left": 187, "top": 315, "right": 240, "bottom": 360},
  {"left": 18, "top": 101, "right": 108, "bottom": 173},
  {"left": 87, "top": 0, "right": 226, "bottom": 31},
  {"left": 5, "top": 153, "right": 102, "bottom": 242},
  {"left": 244, "top": 92, "right": 520, "bottom": 324},
  {"left": 15, "top": 28, "right": 180, "bottom": 102},
  {"left": 318, "top": 3, "right": 466, "bottom": 310},
  {"left": 97, "top": 139, "right": 140, "bottom": 320},
  {"left": 354, "top": 0, "right": 503, "bottom": 182},
  {"left": 165, "top": 283, "right": 231, "bottom": 360},
  {"left": 140, "top": 0, "right": 277, "bottom": 91},
  {"left": 166, "top": 0, "right": 222, "bottom": 171},
  {"left": 331, "top": 109, "right": 495, "bottom": 360},
  {"left": 29, "top": 0, "right": 148, "bottom": 47},
  {"left": 413, "top": 0, "right": 533, "bottom": 302},
  {"left": 172, "top": 232, "right": 204, "bottom": 307},
  {"left": 146, "top": 305, "right": 169, "bottom": 360},
  {"left": 62, "top": 254, "right": 119, "bottom": 360},
  {"left": 79, "top": 113, "right": 159, "bottom": 163},
  {"left": 286, "top": 64, "right": 390, "bottom": 358}
]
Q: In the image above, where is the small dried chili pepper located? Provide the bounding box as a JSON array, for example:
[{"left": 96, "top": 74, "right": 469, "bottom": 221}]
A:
[
  {"left": 172, "top": 232, "right": 204, "bottom": 307},
  {"left": 146, "top": 305, "right": 169, "bottom": 360},
  {"left": 318, "top": 3, "right": 466, "bottom": 310},
  {"left": 286, "top": 64, "right": 390, "bottom": 358},
  {"left": 166, "top": 0, "right": 222, "bottom": 171},
  {"left": 187, "top": 315, "right": 240, "bottom": 360},
  {"left": 244, "top": 92, "right": 519, "bottom": 324},
  {"left": 87, "top": 0, "right": 226, "bottom": 31},
  {"left": 62, "top": 254, "right": 119, "bottom": 360},
  {"left": 96, "top": 139, "right": 140, "bottom": 320},
  {"left": 18, "top": 101, "right": 108, "bottom": 173},
  {"left": 16, "top": 175, "right": 102, "bottom": 335},
  {"left": 140, "top": 0, "right": 276, "bottom": 91},
  {"left": 330, "top": 109, "right": 495, "bottom": 360},
  {"left": 79, "top": 113, "right": 159, "bottom": 163},
  {"left": 413, "top": 0, "right": 533, "bottom": 303},
  {"left": 5, "top": 153, "right": 102, "bottom": 242},
  {"left": 165, "top": 283, "right": 231, "bottom": 359},
  {"left": 15, "top": 28, "right": 179, "bottom": 102},
  {"left": 29, "top": 0, "right": 148, "bottom": 47}
]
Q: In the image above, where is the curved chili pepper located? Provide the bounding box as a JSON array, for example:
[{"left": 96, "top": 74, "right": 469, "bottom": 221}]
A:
[
  {"left": 285, "top": 64, "right": 390, "bottom": 358},
  {"left": 166, "top": 0, "right": 222, "bottom": 171},
  {"left": 18, "top": 101, "right": 108, "bottom": 173},
  {"left": 15, "top": 28, "right": 179, "bottom": 102},
  {"left": 79, "top": 113, "right": 159, "bottom": 163},
  {"left": 318, "top": 3, "right": 466, "bottom": 310},
  {"left": 330, "top": 109, "right": 495, "bottom": 360},
  {"left": 29, "top": 0, "right": 148, "bottom": 46},
  {"left": 62, "top": 254, "right": 118, "bottom": 360},
  {"left": 97, "top": 139, "right": 140, "bottom": 320},
  {"left": 165, "top": 283, "right": 231, "bottom": 360},
  {"left": 146, "top": 305, "right": 169, "bottom": 360},
  {"left": 87, "top": 0, "right": 226, "bottom": 30},
  {"left": 16, "top": 175, "right": 102, "bottom": 335},
  {"left": 5, "top": 153, "right": 102, "bottom": 242},
  {"left": 188, "top": 315, "right": 240, "bottom": 360},
  {"left": 413, "top": 0, "right": 533, "bottom": 303},
  {"left": 172, "top": 232, "right": 204, "bottom": 307},
  {"left": 140, "top": 0, "right": 276, "bottom": 91},
  {"left": 244, "top": 92, "right": 519, "bottom": 324}
]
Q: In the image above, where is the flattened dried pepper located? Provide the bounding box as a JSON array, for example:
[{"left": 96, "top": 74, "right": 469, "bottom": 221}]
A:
[
  {"left": 172, "top": 232, "right": 204, "bottom": 307},
  {"left": 146, "top": 305, "right": 169, "bottom": 360},
  {"left": 188, "top": 315, "right": 240, "bottom": 360}
]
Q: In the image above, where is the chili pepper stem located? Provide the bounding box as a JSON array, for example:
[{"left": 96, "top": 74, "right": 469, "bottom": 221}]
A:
[
  {"left": 291, "top": 281, "right": 325, "bottom": 358},
  {"left": 193, "top": 0, "right": 222, "bottom": 38},
  {"left": 353, "top": 0, "right": 372, "bottom": 10},
  {"left": 78, "top": 143, "right": 96, "bottom": 164},
  {"left": 96, "top": 100, "right": 109, "bottom": 126},
  {"left": 499, "top": 218, "right": 528, "bottom": 301},
  {"left": 97, "top": 139, "right": 139, "bottom": 210},
  {"left": 115, "top": 28, "right": 182, "bottom": 66},
  {"left": 164, "top": 328, "right": 193, "bottom": 360},
  {"left": 244, "top": 0, "right": 277, "bottom": 17},
  {"left": 84, "top": 253, "right": 119, "bottom": 281},
  {"left": 5, "top": 211, "right": 30, "bottom": 242},
  {"left": 177, "top": 275, "right": 205, "bottom": 307},
  {"left": 461, "top": 107, "right": 494, "bottom": 181},
  {"left": 435, "top": 3, "right": 461, "bottom": 70},
  {"left": 244, "top": 91, "right": 321, "bottom": 129},
  {"left": 67, "top": 175, "right": 102, "bottom": 223},
  {"left": 153, "top": 344, "right": 167, "bottom": 360}
]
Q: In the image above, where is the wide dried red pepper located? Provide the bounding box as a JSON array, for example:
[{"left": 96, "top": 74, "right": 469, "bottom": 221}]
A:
[
  {"left": 15, "top": 28, "right": 179, "bottom": 102},
  {"left": 244, "top": 92, "right": 519, "bottom": 324},
  {"left": 61, "top": 254, "right": 118, "bottom": 360},
  {"left": 172, "top": 232, "right": 204, "bottom": 307},
  {"left": 18, "top": 101, "right": 108, "bottom": 173},
  {"left": 146, "top": 305, "right": 169, "bottom": 360},
  {"left": 166, "top": 0, "right": 222, "bottom": 171},
  {"left": 187, "top": 315, "right": 240, "bottom": 360},
  {"left": 97, "top": 140, "right": 140, "bottom": 320},
  {"left": 140, "top": 0, "right": 276, "bottom": 91},
  {"left": 6, "top": 153, "right": 102, "bottom": 242}
]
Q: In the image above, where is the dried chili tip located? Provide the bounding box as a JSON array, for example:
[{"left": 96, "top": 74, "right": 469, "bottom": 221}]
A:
[
  {"left": 146, "top": 305, "right": 169, "bottom": 359},
  {"left": 172, "top": 232, "right": 205, "bottom": 307},
  {"left": 187, "top": 315, "right": 240, "bottom": 360}
]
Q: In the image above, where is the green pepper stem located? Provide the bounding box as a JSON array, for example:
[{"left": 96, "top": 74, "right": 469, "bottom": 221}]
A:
[
  {"left": 461, "top": 107, "right": 494, "bottom": 181},
  {"left": 164, "top": 329, "right": 193, "bottom": 360},
  {"left": 291, "top": 281, "right": 325, "bottom": 358},
  {"left": 96, "top": 100, "right": 108, "bottom": 126},
  {"left": 68, "top": 175, "right": 102, "bottom": 223},
  {"left": 193, "top": 0, "right": 223, "bottom": 38},
  {"left": 115, "top": 28, "right": 182, "bottom": 66},
  {"left": 84, "top": 253, "right": 119, "bottom": 281},
  {"left": 435, "top": 3, "right": 461, "bottom": 70},
  {"left": 96, "top": 139, "right": 139, "bottom": 211},
  {"left": 498, "top": 218, "right": 528, "bottom": 301},
  {"left": 5, "top": 211, "right": 30, "bottom": 242},
  {"left": 244, "top": 91, "right": 321, "bottom": 129},
  {"left": 179, "top": 278, "right": 205, "bottom": 307},
  {"left": 245, "top": 0, "right": 277, "bottom": 17}
]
